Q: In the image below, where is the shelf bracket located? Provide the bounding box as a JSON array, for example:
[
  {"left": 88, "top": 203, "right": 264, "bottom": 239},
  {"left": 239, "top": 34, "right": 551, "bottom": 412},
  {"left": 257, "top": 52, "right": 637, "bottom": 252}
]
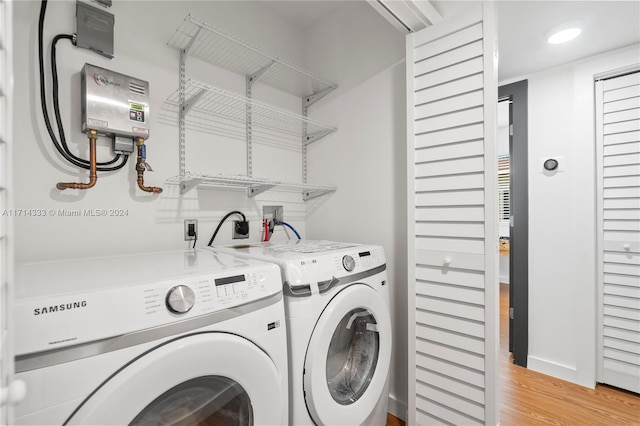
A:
[
  {"left": 179, "top": 177, "right": 204, "bottom": 194},
  {"left": 303, "top": 188, "right": 335, "bottom": 201},
  {"left": 248, "top": 60, "right": 277, "bottom": 84},
  {"left": 183, "top": 27, "right": 202, "bottom": 55},
  {"left": 305, "top": 86, "right": 336, "bottom": 107},
  {"left": 304, "top": 129, "right": 335, "bottom": 146},
  {"left": 183, "top": 89, "right": 205, "bottom": 115},
  {"left": 248, "top": 184, "right": 276, "bottom": 198}
]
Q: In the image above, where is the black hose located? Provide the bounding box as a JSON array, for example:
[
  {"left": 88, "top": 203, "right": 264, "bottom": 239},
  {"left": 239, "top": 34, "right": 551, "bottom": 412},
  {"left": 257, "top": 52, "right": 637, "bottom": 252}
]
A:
[
  {"left": 39, "top": 0, "right": 128, "bottom": 172},
  {"left": 207, "top": 211, "right": 247, "bottom": 246}
]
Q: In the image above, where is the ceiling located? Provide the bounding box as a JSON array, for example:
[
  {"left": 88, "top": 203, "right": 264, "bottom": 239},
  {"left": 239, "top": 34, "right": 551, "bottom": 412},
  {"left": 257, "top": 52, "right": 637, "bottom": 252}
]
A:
[{"left": 261, "top": 0, "right": 640, "bottom": 82}]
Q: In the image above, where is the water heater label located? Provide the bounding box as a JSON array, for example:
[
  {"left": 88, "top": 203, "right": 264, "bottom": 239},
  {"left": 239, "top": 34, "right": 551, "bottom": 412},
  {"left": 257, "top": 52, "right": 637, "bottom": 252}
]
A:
[{"left": 87, "top": 118, "right": 108, "bottom": 128}]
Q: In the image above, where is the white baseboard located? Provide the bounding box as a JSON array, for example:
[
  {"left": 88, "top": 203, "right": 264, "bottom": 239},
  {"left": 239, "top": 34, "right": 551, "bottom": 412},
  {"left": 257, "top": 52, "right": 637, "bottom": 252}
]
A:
[
  {"left": 387, "top": 394, "right": 407, "bottom": 422},
  {"left": 527, "top": 355, "right": 577, "bottom": 384}
]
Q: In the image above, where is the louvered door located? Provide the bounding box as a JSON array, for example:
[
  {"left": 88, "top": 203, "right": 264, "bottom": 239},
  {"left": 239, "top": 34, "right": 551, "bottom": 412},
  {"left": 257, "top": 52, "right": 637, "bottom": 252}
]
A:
[
  {"left": 596, "top": 71, "right": 640, "bottom": 394},
  {"left": 0, "top": 0, "right": 15, "bottom": 422},
  {"left": 407, "top": 3, "right": 499, "bottom": 425}
]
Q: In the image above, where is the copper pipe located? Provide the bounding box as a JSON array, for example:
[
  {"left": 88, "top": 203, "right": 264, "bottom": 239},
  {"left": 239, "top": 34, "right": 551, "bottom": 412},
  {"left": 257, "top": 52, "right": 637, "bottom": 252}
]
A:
[
  {"left": 136, "top": 140, "right": 162, "bottom": 194},
  {"left": 56, "top": 130, "right": 98, "bottom": 190}
]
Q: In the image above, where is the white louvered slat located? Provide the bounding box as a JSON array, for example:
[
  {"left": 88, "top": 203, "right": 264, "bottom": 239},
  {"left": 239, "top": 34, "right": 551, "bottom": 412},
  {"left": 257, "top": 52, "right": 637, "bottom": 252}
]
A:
[
  {"left": 603, "top": 72, "right": 640, "bottom": 91},
  {"left": 604, "top": 96, "right": 640, "bottom": 114},
  {"left": 604, "top": 140, "right": 640, "bottom": 157},
  {"left": 415, "top": 156, "right": 484, "bottom": 177},
  {"left": 415, "top": 173, "right": 484, "bottom": 192},
  {"left": 416, "top": 381, "right": 485, "bottom": 422},
  {"left": 408, "top": 4, "right": 498, "bottom": 423},
  {"left": 604, "top": 305, "right": 640, "bottom": 321},
  {"left": 604, "top": 152, "right": 640, "bottom": 167},
  {"left": 416, "top": 281, "right": 484, "bottom": 305},
  {"left": 604, "top": 120, "right": 640, "bottom": 134},
  {"left": 604, "top": 273, "right": 640, "bottom": 287},
  {"left": 416, "top": 367, "right": 485, "bottom": 405},
  {"left": 415, "top": 74, "right": 483, "bottom": 105},
  {"left": 415, "top": 123, "right": 483, "bottom": 148},
  {"left": 415, "top": 205, "right": 485, "bottom": 222},
  {"left": 603, "top": 84, "right": 640, "bottom": 103},
  {"left": 416, "top": 295, "right": 485, "bottom": 323},
  {"left": 415, "top": 140, "right": 484, "bottom": 163},
  {"left": 416, "top": 353, "right": 484, "bottom": 388},
  {"left": 603, "top": 107, "right": 640, "bottom": 124},
  {"left": 604, "top": 336, "right": 640, "bottom": 354},
  {"left": 604, "top": 317, "right": 639, "bottom": 335},
  {"left": 415, "top": 90, "right": 483, "bottom": 120},
  {"left": 604, "top": 131, "right": 640, "bottom": 146},
  {"left": 416, "top": 265, "right": 484, "bottom": 289}
]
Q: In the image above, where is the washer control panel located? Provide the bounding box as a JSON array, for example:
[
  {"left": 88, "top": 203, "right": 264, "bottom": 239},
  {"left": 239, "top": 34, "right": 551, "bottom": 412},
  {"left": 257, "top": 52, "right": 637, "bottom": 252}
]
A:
[{"left": 14, "top": 260, "right": 282, "bottom": 356}]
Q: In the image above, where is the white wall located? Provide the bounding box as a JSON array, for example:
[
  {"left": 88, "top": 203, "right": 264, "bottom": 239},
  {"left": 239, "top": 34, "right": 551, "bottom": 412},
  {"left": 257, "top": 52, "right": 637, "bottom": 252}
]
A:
[
  {"left": 302, "top": 2, "right": 408, "bottom": 418},
  {"left": 516, "top": 44, "right": 640, "bottom": 387},
  {"left": 12, "top": 0, "right": 309, "bottom": 263}
]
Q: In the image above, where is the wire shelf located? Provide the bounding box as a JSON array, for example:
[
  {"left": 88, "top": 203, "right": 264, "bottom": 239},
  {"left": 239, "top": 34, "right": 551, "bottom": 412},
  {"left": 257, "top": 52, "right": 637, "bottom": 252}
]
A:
[
  {"left": 168, "top": 15, "right": 336, "bottom": 99},
  {"left": 166, "top": 173, "right": 336, "bottom": 200},
  {"left": 165, "top": 79, "right": 336, "bottom": 147}
]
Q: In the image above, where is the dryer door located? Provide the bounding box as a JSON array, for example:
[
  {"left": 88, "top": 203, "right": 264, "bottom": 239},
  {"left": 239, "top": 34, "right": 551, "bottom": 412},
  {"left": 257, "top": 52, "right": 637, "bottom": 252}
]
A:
[
  {"left": 64, "top": 333, "right": 285, "bottom": 425},
  {"left": 304, "top": 284, "right": 392, "bottom": 426}
]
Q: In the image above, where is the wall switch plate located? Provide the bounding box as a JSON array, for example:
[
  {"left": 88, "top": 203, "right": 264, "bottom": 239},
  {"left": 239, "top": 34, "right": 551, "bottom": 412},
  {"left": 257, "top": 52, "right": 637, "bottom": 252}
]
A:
[
  {"left": 233, "top": 220, "right": 249, "bottom": 239},
  {"left": 184, "top": 219, "right": 198, "bottom": 241}
]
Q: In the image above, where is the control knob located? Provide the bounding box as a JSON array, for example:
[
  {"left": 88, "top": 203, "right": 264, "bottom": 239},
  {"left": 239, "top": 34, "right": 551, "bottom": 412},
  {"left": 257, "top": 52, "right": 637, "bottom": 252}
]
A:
[
  {"left": 342, "top": 255, "right": 355, "bottom": 272},
  {"left": 166, "top": 285, "right": 195, "bottom": 314}
]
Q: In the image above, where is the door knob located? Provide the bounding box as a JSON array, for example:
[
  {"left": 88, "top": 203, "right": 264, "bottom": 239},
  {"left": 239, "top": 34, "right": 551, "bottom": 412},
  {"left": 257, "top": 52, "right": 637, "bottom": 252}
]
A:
[
  {"left": 0, "top": 380, "right": 27, "bottom": 406},
  {"left": 443, "top": 257, "right": 452, "bottom": 266},
  {"left": 623, "top": 244, "right": 631, "bottom": 251}
]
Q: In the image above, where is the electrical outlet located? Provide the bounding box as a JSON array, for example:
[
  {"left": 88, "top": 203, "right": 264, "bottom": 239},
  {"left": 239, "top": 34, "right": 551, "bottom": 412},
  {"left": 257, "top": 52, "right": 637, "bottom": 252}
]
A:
[
  {"left": 233, "top": 220, "right": 250, "bottom": 239},
  {"left": 184, "top": 219, "right": 198, "bottom": 241},
  {"left": 263, "top": 206, "right": 283, "bottom": 225}
]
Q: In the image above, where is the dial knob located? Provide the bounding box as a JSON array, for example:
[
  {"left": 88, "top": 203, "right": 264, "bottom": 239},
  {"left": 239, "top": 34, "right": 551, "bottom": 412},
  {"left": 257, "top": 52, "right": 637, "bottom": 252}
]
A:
[
  {"left": 342, "top": 255, "right": 355, "bottom": 272},
  {"left": 166, "top": 285, "right": 195, "bottom": 314}
]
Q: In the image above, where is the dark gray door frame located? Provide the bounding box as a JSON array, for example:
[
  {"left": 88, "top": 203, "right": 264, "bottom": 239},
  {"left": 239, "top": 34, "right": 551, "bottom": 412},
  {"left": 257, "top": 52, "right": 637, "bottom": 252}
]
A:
[{"left": 499, "top": 80, "right": 528, "bottom": 367}]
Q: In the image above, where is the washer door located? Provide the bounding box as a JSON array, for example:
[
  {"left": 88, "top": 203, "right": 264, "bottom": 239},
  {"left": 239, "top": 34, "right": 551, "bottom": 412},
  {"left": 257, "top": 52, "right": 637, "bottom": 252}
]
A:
[
  {"left": 304, "top": 284, "right": 391, "bottom": 426},
  {"left": 65, "top": 333, "right": 284, "bottom": 425}
]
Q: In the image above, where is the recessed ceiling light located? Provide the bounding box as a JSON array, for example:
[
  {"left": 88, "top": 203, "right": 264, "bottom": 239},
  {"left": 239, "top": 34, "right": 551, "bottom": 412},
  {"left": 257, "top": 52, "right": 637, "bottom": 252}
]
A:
[{"left": 547, "top": 27, "right": 582, "bottom": 44}]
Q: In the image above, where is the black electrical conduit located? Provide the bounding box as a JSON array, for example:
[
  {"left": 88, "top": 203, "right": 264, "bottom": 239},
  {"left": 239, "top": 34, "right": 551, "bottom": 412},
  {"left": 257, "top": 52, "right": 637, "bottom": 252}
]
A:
[{"left": 39, "top": 0, "right": 128, "bottom": 172}]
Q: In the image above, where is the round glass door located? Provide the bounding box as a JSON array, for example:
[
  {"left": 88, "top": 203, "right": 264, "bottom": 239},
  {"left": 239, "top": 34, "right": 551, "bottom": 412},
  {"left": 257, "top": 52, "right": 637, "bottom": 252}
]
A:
[
  {"left": 66, "top": 333, "right": 285, "bottom": 425},
  {"left": 326, "top": 308, "right": 379, "bottom": 405},
  {"left": 304, "top": 284, "right": 391, "bottom": 426},
  {"left": 130, "top": 376, "right": 253, "bottom": 425}
]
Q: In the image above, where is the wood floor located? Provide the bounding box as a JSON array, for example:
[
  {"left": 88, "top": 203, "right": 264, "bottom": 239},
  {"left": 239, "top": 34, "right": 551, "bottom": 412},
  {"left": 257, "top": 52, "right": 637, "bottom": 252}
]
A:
[{"left": 387, "top": 284, "right": 640, "bottom": 425}]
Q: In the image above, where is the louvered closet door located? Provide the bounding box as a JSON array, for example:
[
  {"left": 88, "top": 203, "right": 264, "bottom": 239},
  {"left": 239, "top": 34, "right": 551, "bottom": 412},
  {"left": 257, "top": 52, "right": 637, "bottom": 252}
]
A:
[
  {"left": 596, "top": 71, "right": 640, "bottom": 394},
  {"left": 407, "top": 3, "right": 498, "bottom": 425},
  {"left": 0, "top": 0, "right": 15, "bottom": 422}
]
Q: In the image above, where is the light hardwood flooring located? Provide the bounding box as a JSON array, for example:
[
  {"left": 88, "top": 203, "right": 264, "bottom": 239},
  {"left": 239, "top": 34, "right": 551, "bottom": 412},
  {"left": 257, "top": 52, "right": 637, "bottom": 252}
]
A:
[{"left": 386, "top": 284, "right": 639, "bottom": 425}]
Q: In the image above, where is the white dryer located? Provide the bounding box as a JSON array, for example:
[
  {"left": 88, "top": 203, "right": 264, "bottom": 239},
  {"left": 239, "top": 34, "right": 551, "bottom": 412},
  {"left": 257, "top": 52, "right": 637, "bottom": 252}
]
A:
[
  {"left": 208, "top": 240, "right": 392, "bottom": 426},
  {"left": 13, "top": 249, "right": 288, "bottom": 425}
]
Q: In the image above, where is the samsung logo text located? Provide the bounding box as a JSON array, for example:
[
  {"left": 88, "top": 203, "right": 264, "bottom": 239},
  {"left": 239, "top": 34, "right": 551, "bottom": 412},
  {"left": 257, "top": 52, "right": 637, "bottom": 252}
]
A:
[{"left": 34, "top": 301, "right": 87, "bottom": 316}]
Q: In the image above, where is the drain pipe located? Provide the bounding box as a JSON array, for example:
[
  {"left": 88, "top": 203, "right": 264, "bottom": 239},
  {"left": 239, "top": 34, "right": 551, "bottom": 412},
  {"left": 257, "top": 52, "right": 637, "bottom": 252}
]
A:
[
  {"left": 56, "top": 130, "right": 98, "bottom": 190},
  {"left": 136, "top": 138, "right": 162, "bottom": 194}
]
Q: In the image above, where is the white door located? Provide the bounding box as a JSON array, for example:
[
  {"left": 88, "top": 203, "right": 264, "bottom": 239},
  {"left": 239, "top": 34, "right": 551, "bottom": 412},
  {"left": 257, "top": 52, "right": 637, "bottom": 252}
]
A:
[
  {"left": 303, "top": 284, "right": 391, "bottom": 426},
  {"left": 0, "top": 0, "right": 18, "bottom": 423},
  {"left": 66, "top": 333, "right": 286, "bottom": 425},
  {"left": 596, "top": 71, "right": 640, "bottom": 394},
  {"left": 407, "top": 2, "right": 499, "bottom": 425}
]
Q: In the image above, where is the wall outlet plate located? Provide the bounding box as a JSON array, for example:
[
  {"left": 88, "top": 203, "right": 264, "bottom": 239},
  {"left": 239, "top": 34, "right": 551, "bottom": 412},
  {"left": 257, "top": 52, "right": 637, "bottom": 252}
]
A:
[
  {"left": 233, "top": 220, "right": 249, "bottom": 239},
  {"left": 184, "top": 219, "right": 198, "bottom": 241}
]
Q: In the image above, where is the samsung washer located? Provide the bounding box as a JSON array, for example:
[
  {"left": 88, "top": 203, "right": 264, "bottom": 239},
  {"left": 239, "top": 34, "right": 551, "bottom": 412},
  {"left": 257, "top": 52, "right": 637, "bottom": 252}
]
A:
[
  {"left": 207, "top": 240, "right": 392, "bottom": 426},
  {"left": 13, "top": 249, "right": 288, "bottom": 425}
]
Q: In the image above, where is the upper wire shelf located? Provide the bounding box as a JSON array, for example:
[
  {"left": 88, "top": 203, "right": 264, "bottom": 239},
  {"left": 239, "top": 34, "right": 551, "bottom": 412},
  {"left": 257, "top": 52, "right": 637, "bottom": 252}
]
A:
[
  {"left": 166, "top": 173, "right": 336, "bottom": 200},
  {"left": 164, "top": 79, "right": 336, "bottom": 146},
  {"left": 168, "top": 15, "right": 337, "bottom": 100}
]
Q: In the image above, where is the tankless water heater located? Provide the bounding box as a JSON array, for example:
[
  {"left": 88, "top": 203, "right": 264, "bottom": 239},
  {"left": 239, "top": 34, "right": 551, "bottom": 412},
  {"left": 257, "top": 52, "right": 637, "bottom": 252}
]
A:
[{"left": 81, "top": 63, "right": 150, "bottom": 140}]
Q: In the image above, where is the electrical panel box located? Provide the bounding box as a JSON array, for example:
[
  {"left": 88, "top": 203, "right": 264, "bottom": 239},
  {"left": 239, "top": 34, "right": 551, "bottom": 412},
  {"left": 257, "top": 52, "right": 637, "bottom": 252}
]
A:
[
  {"left": 81, "top": 63, "right": 150, "bottom": 140},
  {"left": 76, "top": 1, "right": 114, "bottom": 59}
]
